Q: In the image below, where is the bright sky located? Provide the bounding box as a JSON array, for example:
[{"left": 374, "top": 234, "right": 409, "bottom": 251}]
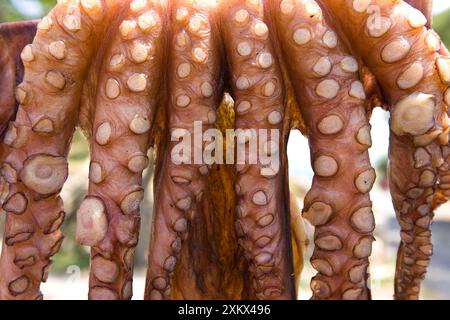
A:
[
  {"left": 287, "top": 0, "right": 450, "bottom": 180},
  {"left": 434, "top": 0, "right": 450, "bottom": 14},
  {"left": 10, "top": 0, "right": 43, "bottom": 17},
  {"left": 11, "top": 0, "right": 450, "bottom": 18}
]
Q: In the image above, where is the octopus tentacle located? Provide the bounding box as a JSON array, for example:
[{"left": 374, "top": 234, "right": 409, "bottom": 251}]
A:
[
  {"left": 219, "top": 0, "right": 295, "bottom": 300},
  {"left": 436, "top": 144, "right": 450, "bottom": 208},
  {"left": 75, "top": 0, "right": 166, "bottom": 300},
  {"left": 290, "top": 193, "right": 308, "bottom": 292},
  {"left": 405, "top": 0, "right": 433, "bottom": 28},
  {"left": 414, "top": 1, "right": 450, "bottom": 212},
  {"left": 0, "top": 0, "right": 112, "bottom": 299},
  {"left": 0, "top": 21, "right": 37, "bottom": 218},
  {"left": 144, "top": 0, "right": 222, "bottom": 300},
  {"left": 390, "top": 136, "right": 439, "bottom": 300},
  {"left": 0, "top": 21, "right": 37, "bottom": 136},
  {"left": 406, "top": 0, "right": 450, "bottom": 299},
  {"left": 321, "top": 0, "right": 449, "bottom": 300},
  {"left": 270, "top": 0, "right": 375, "bottom": 300}
]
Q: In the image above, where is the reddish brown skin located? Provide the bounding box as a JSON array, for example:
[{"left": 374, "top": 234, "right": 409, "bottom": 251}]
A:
[
  {"left": 85, "top": 0, "right": 167, "bottom": 300},
  {"left": 144, "top": 0, "right": 229, "bottom": 300},
  {"left": 405, "top": 0, "right": 433, "bottom": 27},
  {"left": 270, "top": 0, "right": 375, "bottom": 300},
  {"left": 0, "top": 0, "right": 449, "bottom": 300},
  {"left": 219, "top": 0, "right": 295, "bottom": 300},
  {"left": 321, "top": 0, "right": 448, "bottom": 300},
  {"left": 0, "top": 21, "right": 37, "bottom": 136},
  {"left": 0, "top": 0, "right": 119, "bottom": 300}
]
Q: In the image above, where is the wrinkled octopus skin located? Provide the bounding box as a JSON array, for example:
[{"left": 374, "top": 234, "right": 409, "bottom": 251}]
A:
[
  {"left": 319, "top": 0, "right": 448, "bottom": 300},
  {"left": 144, "top": 0, "right": 224, "bottom": 300},
  {"left": 270, "top": 0, "right": 376, "bottom": 300},
  {"left": 0, "top": 0, "right": 449, "bottom": 300},
  {"left": 81, "top": 0, "right": 166, "bottom": 300}
]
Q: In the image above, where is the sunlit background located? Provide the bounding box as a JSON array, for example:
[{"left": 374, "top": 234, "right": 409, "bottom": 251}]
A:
[{"left": 1, "top": 0, "right": 450, "bottom": 300}]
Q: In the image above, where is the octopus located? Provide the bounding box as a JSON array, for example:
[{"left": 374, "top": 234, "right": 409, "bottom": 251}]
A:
[{"left": 0, "top": 0, "right": 448, "bottom": 301}]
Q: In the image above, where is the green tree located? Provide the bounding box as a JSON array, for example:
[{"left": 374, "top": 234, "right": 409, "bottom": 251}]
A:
[
  {"left": 434, "top": 9, "right": 450, "bottom": 47},
  {"left": 0, "top": 0, "right": 56, "bottom": 22}
]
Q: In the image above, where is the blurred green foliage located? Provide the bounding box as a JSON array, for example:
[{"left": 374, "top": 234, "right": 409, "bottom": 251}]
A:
[
  {"left": 51, "top": 206, "right": 91, "bottom": 272},
  {"left": 0, "top": 2, "right": 23, "bottom": 22},
  {"left": 0, "top": 0, "right": 56, "bottom": 22},
  {"left": 69, "top": 129, "right": 90, "bottom": 162},
  {"left": 434, "top": 10, "right": 450, "bottom": 47}
]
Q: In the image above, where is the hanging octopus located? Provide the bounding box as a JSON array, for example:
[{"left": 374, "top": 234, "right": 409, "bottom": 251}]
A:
[{"left": 0, "top": 0, "right": 448, "bottom": 300}]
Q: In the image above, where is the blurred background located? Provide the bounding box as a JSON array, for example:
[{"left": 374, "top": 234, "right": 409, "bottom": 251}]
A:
[{"left": 1, "top": 0, "right": 450, "bottom": 300}]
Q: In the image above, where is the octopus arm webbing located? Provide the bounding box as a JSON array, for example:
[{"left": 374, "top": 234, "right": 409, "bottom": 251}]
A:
[{"left": 144, "top": 0, "right": 224, "bottom": 300}]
